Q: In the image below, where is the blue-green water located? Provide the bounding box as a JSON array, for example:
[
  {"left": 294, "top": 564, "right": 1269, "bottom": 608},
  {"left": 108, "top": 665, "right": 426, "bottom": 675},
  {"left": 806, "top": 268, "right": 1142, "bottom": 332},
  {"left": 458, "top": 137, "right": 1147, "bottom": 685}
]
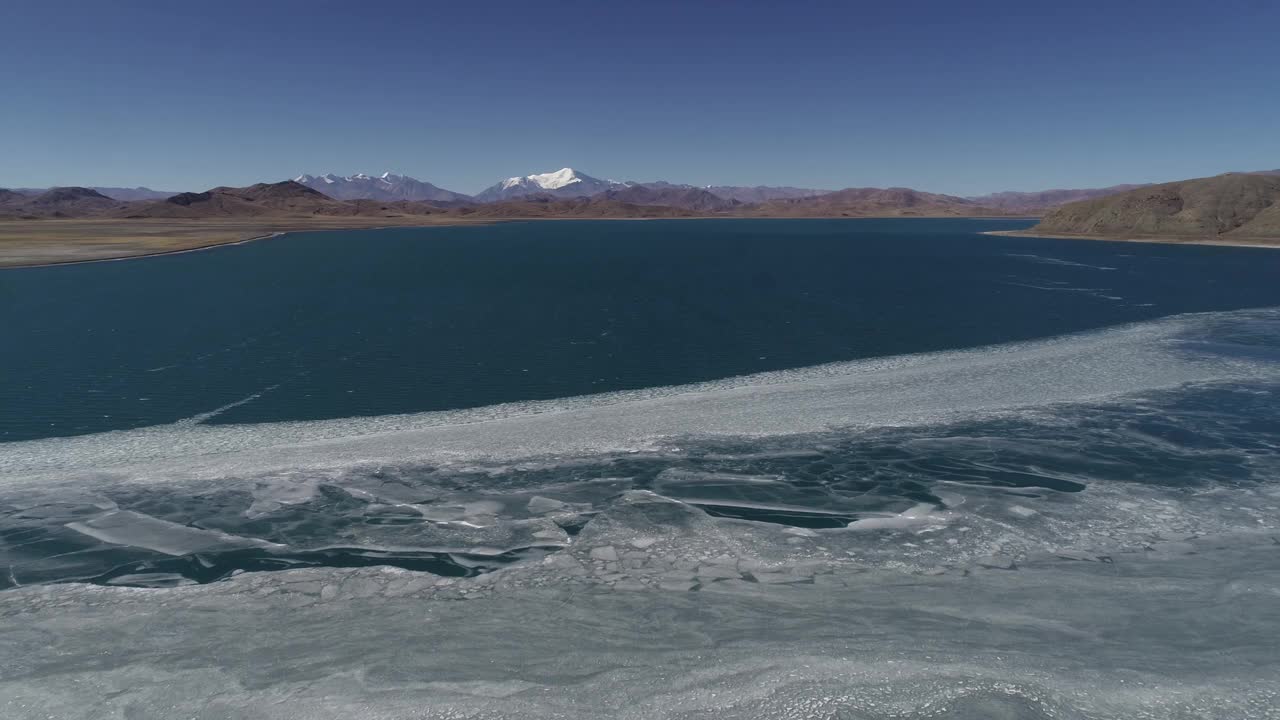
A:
[
  {"left": 3, "top": 219, "right": 1280, "bottom": 719},
  {"left": 3, "top": 217, "right": 1279, "bottom": 441}
]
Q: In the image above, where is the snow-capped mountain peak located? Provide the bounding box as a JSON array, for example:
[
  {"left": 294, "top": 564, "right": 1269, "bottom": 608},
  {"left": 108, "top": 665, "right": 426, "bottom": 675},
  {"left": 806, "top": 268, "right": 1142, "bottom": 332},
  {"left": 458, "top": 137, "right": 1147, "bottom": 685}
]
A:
[
  {"left": 477, "top": 168, "right": 622, "bottom": 201},
  {"left": 500, "top": 167, "right": 585, "bottom": 191}
]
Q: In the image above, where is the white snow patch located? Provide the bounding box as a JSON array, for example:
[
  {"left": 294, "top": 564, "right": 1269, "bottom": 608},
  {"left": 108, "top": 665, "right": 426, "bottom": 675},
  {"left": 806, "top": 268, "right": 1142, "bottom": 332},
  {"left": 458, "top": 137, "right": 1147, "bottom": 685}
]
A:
[{"left": 501, "top": 168, "right": 585, "bottom": 191}]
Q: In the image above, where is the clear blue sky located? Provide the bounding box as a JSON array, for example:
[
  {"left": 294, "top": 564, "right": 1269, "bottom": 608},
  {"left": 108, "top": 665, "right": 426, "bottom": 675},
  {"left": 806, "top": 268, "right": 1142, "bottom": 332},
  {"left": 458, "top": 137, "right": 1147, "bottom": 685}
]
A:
[{"left": 2, "top": 0, "right": 1277, "bottom": 195}]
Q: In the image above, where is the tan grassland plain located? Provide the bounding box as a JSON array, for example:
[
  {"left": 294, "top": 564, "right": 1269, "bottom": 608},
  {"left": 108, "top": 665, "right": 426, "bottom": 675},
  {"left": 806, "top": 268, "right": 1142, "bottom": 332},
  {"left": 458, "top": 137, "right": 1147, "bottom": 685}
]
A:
[{"left": 0, "top": 216, "right": 498, "bottom": 268}]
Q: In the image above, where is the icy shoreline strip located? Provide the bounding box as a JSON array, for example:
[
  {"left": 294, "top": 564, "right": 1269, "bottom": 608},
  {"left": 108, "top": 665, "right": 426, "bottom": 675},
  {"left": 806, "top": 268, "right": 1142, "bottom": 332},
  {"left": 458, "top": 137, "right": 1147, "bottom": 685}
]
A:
[{"left": 1, "top": 307, "right": 1277, "bottom": 489}]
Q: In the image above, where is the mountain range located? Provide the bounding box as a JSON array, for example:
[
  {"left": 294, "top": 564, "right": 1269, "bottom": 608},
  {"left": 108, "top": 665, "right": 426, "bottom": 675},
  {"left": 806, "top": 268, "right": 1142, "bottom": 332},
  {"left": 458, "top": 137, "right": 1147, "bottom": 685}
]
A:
[
  {"left": 0, "top": 180, "right": 1010, "bottom": 221},
  {"left": 663, "top": 183, "right": 829, "bottom": 204},
  {"left": 80, "top": 166, "right": 1213, "bottom": 213},
  {"left": 472, "top": 168, "right": 618, "bottom": 202},
  {"left": 965, "top": 185, "right": 1152, "bottom": 213},
  {"left": 290, "top": 168, "right": 841, "bottom": 206},
  {"left": 11, "top": 167, "right": 1280, "bottom": 215},
  {"left": 0, "top": 187, "right": 121, "bottom": 218},
  {"left": 0, "top": 181, "right": 710, "bottom": 221},
  {"left": 744, "top": 187, "right": 1008, "bottom": 218},
  {"left": 4, "top": 169, "right": 1278, "bottom": 239},
  {"left": 9, "top": 186, "right": 180, "bottom": 202},
  {"left": 119, "top": 182, "right": 467, "bottom": 220},
  {"left": 297, "top": 167, "right": 1215, "bottom": 212},
  {"left": 294, "top": 172, "right": 470, "bottom": 203},
  {"left": 597, "top": 185, "right": 740, "bottom": 212}
]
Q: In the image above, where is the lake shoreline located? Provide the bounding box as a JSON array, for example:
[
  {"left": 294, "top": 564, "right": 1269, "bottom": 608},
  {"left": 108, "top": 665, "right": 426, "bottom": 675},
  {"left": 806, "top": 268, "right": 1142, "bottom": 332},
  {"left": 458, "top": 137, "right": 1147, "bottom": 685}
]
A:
[
  {"left": 0, "top": 217, "right": 503, "bottom": 270},
  {"left": 0, "top": 215, "right": 1030, "bottom": 269},
  {"left": 3, "top": 231, "right": 288, "bottom": 269},
  {"left": 12, "top": 219, "right": 1274, "bottom": 271},
  {"left": 983, "top": 228, "right": 1280, "bottom": 249}
]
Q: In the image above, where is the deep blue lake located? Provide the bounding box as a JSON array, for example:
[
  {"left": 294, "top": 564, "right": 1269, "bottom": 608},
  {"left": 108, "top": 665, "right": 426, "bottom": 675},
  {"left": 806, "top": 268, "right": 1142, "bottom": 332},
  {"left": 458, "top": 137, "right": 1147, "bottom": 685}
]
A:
[
  {"left": 4, "top": 219, "right": 1280, "bottom": 718},
  {"left": 4, "top": 217, "right": 1280, "bottom": 442}
]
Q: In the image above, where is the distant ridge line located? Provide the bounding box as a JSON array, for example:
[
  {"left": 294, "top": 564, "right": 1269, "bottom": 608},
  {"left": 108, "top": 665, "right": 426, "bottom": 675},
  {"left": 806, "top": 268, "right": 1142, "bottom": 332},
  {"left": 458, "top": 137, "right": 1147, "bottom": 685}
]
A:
[{"left": 4, "top": 168, "right": 1278, "bottom": 222}]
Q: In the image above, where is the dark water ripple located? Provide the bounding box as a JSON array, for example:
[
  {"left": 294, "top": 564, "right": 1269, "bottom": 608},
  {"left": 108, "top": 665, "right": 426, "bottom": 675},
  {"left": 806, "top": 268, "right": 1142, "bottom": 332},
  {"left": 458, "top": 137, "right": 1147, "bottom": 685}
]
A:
[{"left": 4, "top": 218, "right": 1280, "bottom": 442}]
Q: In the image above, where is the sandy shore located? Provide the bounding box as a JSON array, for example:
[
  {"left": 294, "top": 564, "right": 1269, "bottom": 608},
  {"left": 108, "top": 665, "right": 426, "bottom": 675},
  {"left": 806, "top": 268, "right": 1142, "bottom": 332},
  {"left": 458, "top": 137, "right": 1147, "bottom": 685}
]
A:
[
  {"left": 984, "top": 228, "right": 1280, "bottom": 249},
  {"left": 0, "top": 215, "right": 1000, "bottom": 269},
  {"left": 9, "top": 217, "right": 1272, "bottom": 270},
  {"left": 0, "top": 216, "right": 739, "bottom": 269},
  {"left": 0, "top": 216, "right": 505, "bottom": 269}
]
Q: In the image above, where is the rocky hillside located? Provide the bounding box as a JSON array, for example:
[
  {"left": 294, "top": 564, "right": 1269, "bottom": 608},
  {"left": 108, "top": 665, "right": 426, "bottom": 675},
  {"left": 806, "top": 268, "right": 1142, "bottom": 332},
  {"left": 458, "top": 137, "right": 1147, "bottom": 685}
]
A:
[
  {"left": 704, "top": 185, "right": 829, "bottom": 203},
  {"left": 118, "top": 181, "right": 363, "bottom": 218},
  {"left": 295, "top": 173, "right": 470, "bottom": 203},
  {"left": 599, "top": 185, "right": 739, "bottom": 212},
  {"left": 969, "top": 185, "right": 1147, "bottom": 212},
  {"left": 451, "top": 196, "right": 696, "bottom": 219},
  {"left": 637, "top": 182, "right": 829, "bottom": 203},
  {"left": 1031, "top": 173, "right": 1280, "bottom": 240},
  {"left": 0, "top": 187, "right": 122, "bottom": 218},
  {"left": 745, "top": 187, "right": 1007, "bottom": 217}
]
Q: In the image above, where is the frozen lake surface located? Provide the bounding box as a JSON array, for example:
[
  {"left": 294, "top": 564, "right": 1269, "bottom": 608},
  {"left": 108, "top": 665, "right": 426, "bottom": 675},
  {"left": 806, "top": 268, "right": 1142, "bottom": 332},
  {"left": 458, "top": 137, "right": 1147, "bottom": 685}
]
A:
[{"left": 2, "top": 220, "right": 1279, "bottom": 718}]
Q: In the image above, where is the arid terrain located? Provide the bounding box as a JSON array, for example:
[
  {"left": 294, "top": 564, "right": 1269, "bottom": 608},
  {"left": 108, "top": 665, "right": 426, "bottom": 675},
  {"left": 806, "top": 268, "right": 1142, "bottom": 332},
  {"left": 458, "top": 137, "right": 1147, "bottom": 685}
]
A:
[
  {"left": 0, "top": 179, "right": 1013, "bottom": 267},
  {"left": 993, "top": 173, "right": 1280, "bottom": 247},
  {"left": 0, "top": 217, "right": 499, "bottom": 268},
  {"left": 3, "top": 171, "right": 1278, "bottom": 268}
]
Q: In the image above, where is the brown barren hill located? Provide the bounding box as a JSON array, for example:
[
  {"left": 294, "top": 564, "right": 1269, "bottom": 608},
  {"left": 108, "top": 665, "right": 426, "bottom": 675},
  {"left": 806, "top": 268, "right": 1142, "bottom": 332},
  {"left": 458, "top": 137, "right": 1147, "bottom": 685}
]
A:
[
  {"left": 1, "top": 187, "right": 123, "bottom": 218},
  {"left": 745, "top": 187, "right": 1010, "bottom": 217},
  {"left": 118, "top": 181, "right": 355, "bottom": 218},
  {"left": 1031, "top": 173, "right": 1280, "bottom": 241},
  {"left": 0, "top": 189, "right": 30, "bottom": 217},
  {"left": 704, "top": 185, "right": 829, "bottom": 203},
  {"left": 599, "top": 185, "right": 739, "bottom": 212},
  {"left": 968, "top": 185, "right": 1147, "bottom": 213},
  {"left": 451, "top": 195, "right": 697, "bottom": 219},
  {"left": 343, "top": 199, "right": 449, "bottom": 216}
]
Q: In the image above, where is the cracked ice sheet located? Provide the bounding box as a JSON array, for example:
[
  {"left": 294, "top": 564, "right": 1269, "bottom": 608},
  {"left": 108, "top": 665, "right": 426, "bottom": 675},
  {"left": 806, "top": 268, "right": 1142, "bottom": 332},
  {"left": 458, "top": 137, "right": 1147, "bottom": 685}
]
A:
[
  {"left": 0, "top": 534, "right": 1277, "bottom": 720},
  {"left": 66, "top": 510, "right": 279, "bottom": 556}
]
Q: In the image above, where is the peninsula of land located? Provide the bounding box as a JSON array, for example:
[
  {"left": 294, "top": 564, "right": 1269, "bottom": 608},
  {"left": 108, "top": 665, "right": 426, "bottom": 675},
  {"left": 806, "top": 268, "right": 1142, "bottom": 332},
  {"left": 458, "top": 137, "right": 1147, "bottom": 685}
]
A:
[{"left": 992, "top": 173, "right": 1280, "bottom": 248}]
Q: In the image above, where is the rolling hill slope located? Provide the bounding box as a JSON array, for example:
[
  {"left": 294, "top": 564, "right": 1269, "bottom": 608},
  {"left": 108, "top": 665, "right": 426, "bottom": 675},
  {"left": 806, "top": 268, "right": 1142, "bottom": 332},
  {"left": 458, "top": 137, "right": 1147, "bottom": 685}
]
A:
[{"left": 1031, "top": 173, "right": 1280, "bottom": 240}]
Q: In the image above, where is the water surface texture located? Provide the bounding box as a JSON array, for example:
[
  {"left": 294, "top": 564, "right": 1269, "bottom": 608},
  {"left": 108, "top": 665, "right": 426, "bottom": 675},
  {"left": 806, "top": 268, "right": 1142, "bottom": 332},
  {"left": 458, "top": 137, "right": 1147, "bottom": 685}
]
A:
[
  {"left": 4, "top": 218, "right": 1279, "bottom": 440},
  {"left": 2, "top": 219, "right": 1280, "bottom": 719}
]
